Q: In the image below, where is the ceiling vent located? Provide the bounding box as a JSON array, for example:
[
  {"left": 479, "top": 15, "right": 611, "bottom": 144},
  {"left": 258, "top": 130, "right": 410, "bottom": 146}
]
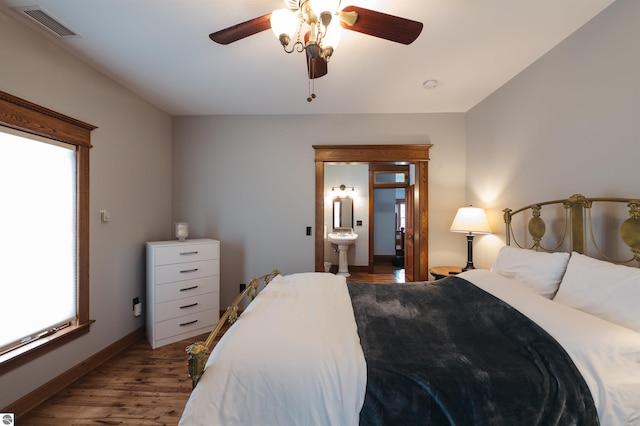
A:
[{"left": 12, "top": 6, "right": 80, "bottom": 38}]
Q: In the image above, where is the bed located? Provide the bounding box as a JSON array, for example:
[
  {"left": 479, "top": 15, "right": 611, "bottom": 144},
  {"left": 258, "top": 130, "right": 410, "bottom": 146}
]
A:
[{"left": 180, "top": 194, "right": 640, "bottom": 425}]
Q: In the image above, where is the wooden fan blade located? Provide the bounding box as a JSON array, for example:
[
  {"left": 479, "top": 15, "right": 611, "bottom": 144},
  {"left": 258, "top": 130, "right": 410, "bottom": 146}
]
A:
[
  {"left": 339, "top": 6, "right": 423, "bottom": 45},
  {"left": 306, "top": 55, "right": 328, "bottom": 79},
  {"left": 209, "top": 13, "right": 272, "bottom": 45}
]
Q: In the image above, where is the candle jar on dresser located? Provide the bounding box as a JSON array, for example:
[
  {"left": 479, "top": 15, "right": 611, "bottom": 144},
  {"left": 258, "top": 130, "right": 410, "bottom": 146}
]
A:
[{"left": 175, "top": 222, "right": 189, "bottom": 241}]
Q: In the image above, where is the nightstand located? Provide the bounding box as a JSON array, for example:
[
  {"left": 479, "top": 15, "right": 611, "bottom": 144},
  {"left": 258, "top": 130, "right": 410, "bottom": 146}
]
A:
[{"left": 429, "top": 266, "right": 463, "bottom": 280}]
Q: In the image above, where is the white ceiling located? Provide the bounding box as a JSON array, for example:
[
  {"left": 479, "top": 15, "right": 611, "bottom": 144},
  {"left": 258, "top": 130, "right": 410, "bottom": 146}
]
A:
[{"left": 0, "top": 0, "right": 616, "bottom": 116}]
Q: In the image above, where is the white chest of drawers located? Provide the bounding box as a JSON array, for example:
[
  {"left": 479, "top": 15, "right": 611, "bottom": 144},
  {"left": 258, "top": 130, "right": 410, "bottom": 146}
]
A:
[{"left": 146, "top": 238, "right": 220, "bottom": 349}]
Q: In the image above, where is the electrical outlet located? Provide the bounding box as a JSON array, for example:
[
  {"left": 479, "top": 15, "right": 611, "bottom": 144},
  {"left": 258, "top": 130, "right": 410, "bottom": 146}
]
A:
[
  {"left": 133, "top": 297, "right": 141, "bottom": 317},
  {"left": 306, "top": 226, "right": 312, "bottom": 236}
]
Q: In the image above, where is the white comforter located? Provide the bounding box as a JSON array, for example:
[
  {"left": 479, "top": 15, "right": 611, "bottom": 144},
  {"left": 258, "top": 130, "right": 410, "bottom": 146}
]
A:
[
  {"left": 180, "top": 270, "right": 640, "bottom": 426},
  {"left": 179, "top": 272, "right": 366, "bottom": 426},
  {"left": 460, "top": 269, "right": 640, "bottom": 426}
]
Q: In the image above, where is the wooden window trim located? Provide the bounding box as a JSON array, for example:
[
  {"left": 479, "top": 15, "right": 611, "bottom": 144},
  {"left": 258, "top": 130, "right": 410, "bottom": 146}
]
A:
[{"left": 0, "top": 90, "right": 96, "bottom": 374}]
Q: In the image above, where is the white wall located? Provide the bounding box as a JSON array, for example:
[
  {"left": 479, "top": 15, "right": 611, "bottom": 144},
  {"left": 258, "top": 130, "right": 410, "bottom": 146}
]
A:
[
  {"left": 0, "top": 10, "right": 172, "bottom": 407},
  {"left": 466, "top": 0, "right": 640, "bottom": 269},
  {"left": 172, "top": 113, "right": 467, "bottom": 306}
]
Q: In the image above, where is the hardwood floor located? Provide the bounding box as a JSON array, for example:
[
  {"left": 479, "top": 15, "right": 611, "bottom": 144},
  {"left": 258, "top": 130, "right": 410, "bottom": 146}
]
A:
[
  {"left": 18, "top": 331, "right": 217, "bottom": 425},
  {"left": 347, "top": 263, "right": 406, "bottom": 284},
  {"left": 17, "top": 263, "right": 403, "bottom": 424}
]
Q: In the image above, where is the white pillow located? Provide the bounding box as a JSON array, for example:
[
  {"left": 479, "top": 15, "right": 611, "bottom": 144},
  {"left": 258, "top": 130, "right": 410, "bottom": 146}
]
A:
[
  {"left": 491, "top": 245, "right": 570, "bottom": 299},
  {"left": 554, "top": 252, "right": 640, "bottom": 333}
]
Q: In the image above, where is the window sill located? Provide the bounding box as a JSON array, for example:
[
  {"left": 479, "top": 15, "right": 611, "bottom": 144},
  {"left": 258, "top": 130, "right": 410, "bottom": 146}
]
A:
[{"left": 0, "top": 320, "right": 94, "bottom": 375}]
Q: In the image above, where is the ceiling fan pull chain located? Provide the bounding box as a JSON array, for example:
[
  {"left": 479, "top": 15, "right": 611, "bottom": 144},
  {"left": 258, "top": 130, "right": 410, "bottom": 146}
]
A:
[
  {"left": 307, "top": 78, "right": 313, "bottom": 103},
  {"left": 307, "top": 59, "right": 317, "bottom": 102}
]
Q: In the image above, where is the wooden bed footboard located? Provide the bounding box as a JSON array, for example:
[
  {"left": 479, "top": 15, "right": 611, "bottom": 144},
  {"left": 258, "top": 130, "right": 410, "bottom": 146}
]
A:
[{"left": 185, "top": 269, "right": 280, "bottom": 389}]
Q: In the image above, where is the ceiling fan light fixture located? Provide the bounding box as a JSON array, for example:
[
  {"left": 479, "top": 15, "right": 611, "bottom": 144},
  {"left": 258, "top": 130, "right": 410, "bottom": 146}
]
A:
[
  {"left": 270, "top": 8, "right": 298, "bottom": 48},
  {"left": 319, "top": 10, "right": 333, "bottom": 27},
  {"left": 308, "top": 0, "right": 342, "bottom": 17},
  {"left": 306, "top": 42, "right": 322, "bottom": 59},
  {"left": 211, "top": 1, "right": 422, "bottom": 102},
  {"left": 322, "top": 46, "right": 334, "bottom": 61},
  {"left": 325, "top": 18, "right": 341, "bottom": 44},
  {"left": 284, "top": 0, "right": 300, "bottom": 12}
]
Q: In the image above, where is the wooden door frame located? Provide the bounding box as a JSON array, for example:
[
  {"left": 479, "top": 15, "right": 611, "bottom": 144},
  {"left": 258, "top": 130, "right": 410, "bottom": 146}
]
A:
[
  {"left": 314, "top": 144, "right": 432, "bottom": 281},
  {"left": 369, "top": 164, "right": 409, "bottom": 269}
]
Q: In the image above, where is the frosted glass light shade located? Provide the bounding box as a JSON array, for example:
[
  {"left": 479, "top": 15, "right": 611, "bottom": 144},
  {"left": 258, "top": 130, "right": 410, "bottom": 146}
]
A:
[
  {"left": 270, "top": 9, "right": 298, "bottom": 39},
  {"left": 322, "top": 18, "right": 341, "bottom": 50},
  {"left": 450, "top": 207, "right": 491, "bottom": 234}
]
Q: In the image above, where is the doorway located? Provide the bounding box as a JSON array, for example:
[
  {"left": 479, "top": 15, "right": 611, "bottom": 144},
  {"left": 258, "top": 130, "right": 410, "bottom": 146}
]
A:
[
  {"left": 371, "top": 164, "right": 409, "bottom": 280},
  {"left": 314, "top": 144, "right": 432, "bottom": 281}
]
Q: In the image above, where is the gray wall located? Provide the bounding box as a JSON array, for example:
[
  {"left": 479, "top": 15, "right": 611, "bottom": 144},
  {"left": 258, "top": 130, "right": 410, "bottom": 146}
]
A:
[
  {"left": 1, "top": 10, "right": 172, "bottom": 407},
  {"left": 466, "top": 0, "right": 640, "bottom": 266},
  {"left": 172, "top": 114, "right": 467, "bottom": 307}
]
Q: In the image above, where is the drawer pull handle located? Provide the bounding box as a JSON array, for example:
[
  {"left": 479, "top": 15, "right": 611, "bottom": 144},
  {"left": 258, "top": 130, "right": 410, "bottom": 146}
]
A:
[
  {"left": 180, "top": 251, "right": 199, "bottom": 256},
  {"left": 180, "top": 320, "right": 198, "bottom": 327},
  {"left": 180, "top": 303, "right": 199, "bottom": 309},
  {"left": 180, "top": 268, "right": 199, "bottom": 273},
  {"left": 180, "top": 285, "right": 199, "bottom": 292}
]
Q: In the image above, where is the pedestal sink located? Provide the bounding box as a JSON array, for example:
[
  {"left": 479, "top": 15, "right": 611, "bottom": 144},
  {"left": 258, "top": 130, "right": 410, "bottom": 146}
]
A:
[{"left": 328, "top": 232, "right": 358, "bottom": 277}]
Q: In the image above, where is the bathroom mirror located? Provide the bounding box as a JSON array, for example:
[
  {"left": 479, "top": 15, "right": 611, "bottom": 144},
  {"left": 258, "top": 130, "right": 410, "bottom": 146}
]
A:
[{"left": 333, "top": 196, "right": 354, "bottom": 230}]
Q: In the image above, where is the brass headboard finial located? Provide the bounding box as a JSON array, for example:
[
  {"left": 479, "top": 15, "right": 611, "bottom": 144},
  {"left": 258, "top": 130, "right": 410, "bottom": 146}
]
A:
[
  {"left": 621, "top": 200, "right": 640, "bottom": 264},
  {"left": 503, "top": 208, "right": 513, "bottom": 245},
  {"left": 564, "top": 194, "right": 589, "bottom": 254},
  {"left": 564, "top": 193, "right": 592, "bottom": 209}
]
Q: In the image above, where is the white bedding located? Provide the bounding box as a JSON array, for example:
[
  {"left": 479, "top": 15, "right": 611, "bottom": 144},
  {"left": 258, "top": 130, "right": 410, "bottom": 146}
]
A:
[
  {"left": 180, "top": 270, "right": 640, "bottom": 426},
  {"left": 179, "top": 272, "right": 366, "bottom": 426},
  {"left": 460, "top": 269, "right": 640, "bottom": 426}
]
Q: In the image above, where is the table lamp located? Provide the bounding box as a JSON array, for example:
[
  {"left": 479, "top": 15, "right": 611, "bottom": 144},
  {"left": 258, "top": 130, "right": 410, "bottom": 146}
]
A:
[{"left": 450, "top": 206, "right": 491, "bottom": 270}]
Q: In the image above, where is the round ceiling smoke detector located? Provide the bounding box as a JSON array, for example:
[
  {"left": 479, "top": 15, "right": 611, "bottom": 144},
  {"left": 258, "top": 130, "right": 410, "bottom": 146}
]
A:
[{"left": 423, "top": 79, "right": 438, "bottom": 89}]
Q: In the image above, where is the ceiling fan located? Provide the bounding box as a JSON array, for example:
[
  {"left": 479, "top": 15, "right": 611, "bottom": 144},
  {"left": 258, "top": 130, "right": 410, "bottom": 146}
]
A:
[{"left": 209, "top": 0, "right": 423, "bottom": 101}]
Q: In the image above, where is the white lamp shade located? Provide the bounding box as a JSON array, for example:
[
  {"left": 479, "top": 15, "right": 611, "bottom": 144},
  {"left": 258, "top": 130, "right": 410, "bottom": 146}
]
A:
[
  {"left": 322, "top": 18, "right": 341, "bottom": 49},
  {"left": 450, "top": 207, "right": 491, "bottom": 234},
  {"left": 270, "top": 9, "right": 298, "bottom": 39}
]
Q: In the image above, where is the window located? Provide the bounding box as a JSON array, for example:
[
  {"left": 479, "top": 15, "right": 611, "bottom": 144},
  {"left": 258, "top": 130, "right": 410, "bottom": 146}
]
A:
[
  {"left": 0, "top": 90, "right": 95, "bottom": 372},
  {"left": 1, "top": 130, "right": 77, "bottom": 351},
  {"left": 396, "top": 199, "right": 406, "bottom": 231}
]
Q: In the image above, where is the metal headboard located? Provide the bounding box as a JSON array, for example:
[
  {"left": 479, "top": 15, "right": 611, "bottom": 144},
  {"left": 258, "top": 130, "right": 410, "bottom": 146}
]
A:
[{"left": 503, "top": 194, "right": 640, "bottom": 265}]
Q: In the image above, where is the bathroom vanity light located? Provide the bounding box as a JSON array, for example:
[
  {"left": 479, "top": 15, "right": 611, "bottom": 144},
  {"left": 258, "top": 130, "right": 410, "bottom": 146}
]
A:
[{"left": 331, "top": 184, "right": 354, "bottom": 191}]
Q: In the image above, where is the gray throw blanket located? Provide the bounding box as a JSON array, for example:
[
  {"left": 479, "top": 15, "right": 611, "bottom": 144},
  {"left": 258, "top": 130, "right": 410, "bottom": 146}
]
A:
[{"left": 347, "top": 277, "right": 599, "bottom": 426}]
